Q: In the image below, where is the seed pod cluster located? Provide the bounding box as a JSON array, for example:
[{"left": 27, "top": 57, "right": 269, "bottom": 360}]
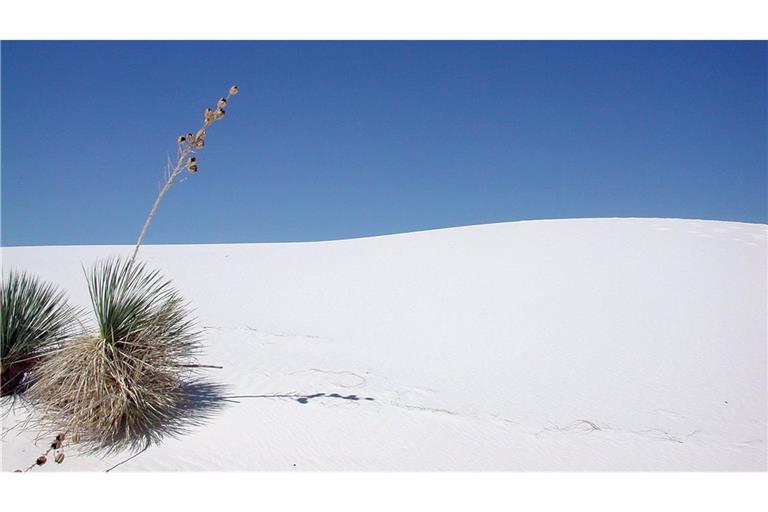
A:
[
  {"left": 22, "top": 433, "right": 69, "bottom": 472},
  {"left": 175, "top": 85, "right": 238, "bottom": 175}
]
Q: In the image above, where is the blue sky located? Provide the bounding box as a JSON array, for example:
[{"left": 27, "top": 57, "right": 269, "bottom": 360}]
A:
[{"left": 2, "top": 41, "right": 766, "bottom": 247}]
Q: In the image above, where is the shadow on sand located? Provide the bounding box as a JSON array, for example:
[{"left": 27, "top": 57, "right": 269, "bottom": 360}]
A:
[
  {"left": 223, "top": 392, "right": 375, "bottom": 404},
  {"left": 100, "top": 379, "right": 231, "bottom": 457},
  {"left": 101, "top": 378, "right": 230, "bottom": 471},
  {"left": 103, "top": 385, "right": 375, "bottom": 470}
]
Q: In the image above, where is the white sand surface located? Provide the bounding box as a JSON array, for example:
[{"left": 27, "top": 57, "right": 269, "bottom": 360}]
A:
[{"left": 2, "top": 218, "right": 766, "bottom": 470}]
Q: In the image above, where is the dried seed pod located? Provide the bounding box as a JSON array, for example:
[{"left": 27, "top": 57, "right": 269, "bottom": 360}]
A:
[
  {"left": 71, "top": 433, "right": 81, "bottom": 443},
  {"left": 214, "top": 108, "right": 225, "bottom": 120},
  {"left": 229, "top": 85, "right": 238, "bottom": 96},
  {"left": 217, "top": 97, "right": 227, "bottom": 109},
  {"left": 36, "top": 456, "right": 47, "bottom": 465},
  {"left": 193, "top": 138, "right": 205, "bottom": 149},
  {"left": 51, "top": 440, "right": 62, "bottom": 450},
  {"left": 187, "top": 164, "right": 198, "bottom": 173},
  {"left": 177, "top": 135, "right": 186, "bottom": 144},
  {"left": 55, "top": 453, "right": 65, "bottom": 464},
  {"left": 56, "top": 433, "right": 65, "bottom": 442},
  {"left": 204, "top": 107, "right": 215, "bottom": 124}
]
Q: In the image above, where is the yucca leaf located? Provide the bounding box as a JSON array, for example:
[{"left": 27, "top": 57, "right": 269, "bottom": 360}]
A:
[
  {"left": 1, "top": 270, "right": 79, "bottom": 365},
  {"left": 85, "top": 257, "right": 199, "bottom": 358}
]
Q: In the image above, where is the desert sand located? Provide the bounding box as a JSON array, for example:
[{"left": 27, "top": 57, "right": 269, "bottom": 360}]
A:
[{"left": 2, "top": 218, "right": 765, "bottom": 471}]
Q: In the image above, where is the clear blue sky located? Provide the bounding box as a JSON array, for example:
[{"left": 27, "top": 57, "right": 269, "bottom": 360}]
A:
[{"left": 2, "top": 41, "right": 766, "bottom": 247}]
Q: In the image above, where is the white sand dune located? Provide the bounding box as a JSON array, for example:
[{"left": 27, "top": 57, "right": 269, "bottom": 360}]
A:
[{"left": 2, "top": 218, "right": 766, "bottom": 471}]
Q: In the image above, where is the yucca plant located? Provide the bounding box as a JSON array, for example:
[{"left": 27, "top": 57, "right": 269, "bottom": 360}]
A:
[
  {"left": 27, "top": 258, "right": 202, "bottom": 453},
  {"left": 26, "top": 86, "right": 237, "bottom": 455},
  {"left": 1, "top": 271, "right": 80, "bottom": 397}
]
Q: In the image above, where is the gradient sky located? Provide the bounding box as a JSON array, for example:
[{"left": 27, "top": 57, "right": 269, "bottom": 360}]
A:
[{"left": 1, "top": 41, "right": 766, "bottom": 247}]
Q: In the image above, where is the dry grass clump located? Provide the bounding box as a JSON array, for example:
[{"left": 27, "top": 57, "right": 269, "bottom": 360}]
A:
[
  {"left": 1, "top": 271, "right": 80, "bottom": 397},
  {"left": 27, "top": 258, "right": 202, "bottom": 453}
]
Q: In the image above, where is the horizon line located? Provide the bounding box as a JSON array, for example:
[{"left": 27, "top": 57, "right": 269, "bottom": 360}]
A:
[{"left": 3, "top": 216, "right": 766, "bottom": 250}]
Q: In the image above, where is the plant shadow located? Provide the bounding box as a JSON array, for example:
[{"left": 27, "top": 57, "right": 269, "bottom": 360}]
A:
[
  {"left": 295, "top": 392, "right": 375, "bottom": 404},
  {"left": 223, "top": 392, "right": 375, "bottom": 405},
  {"left": 102, "top": 386, "right": 376, "bottom": 459},
  {"left": 102, "top": 378, "right": 231, "bottom": 456}
]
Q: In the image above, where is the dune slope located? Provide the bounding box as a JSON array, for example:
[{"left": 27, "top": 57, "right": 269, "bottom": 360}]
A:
[{"left": 2, "top": 218, "right": 766, "bottom": 470}]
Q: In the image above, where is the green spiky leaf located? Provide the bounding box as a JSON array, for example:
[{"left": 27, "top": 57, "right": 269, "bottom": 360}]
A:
[
  {"left": 86, "top": 257, "right": 200, "bottom": 358},
  {"left": 1, "top": 271, "right": 79, "bottom": 363}
]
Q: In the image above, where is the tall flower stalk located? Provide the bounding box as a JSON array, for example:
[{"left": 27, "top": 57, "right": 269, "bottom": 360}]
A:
[{"left": 131, "top": 85, "right": 239, "bottom": 263}]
